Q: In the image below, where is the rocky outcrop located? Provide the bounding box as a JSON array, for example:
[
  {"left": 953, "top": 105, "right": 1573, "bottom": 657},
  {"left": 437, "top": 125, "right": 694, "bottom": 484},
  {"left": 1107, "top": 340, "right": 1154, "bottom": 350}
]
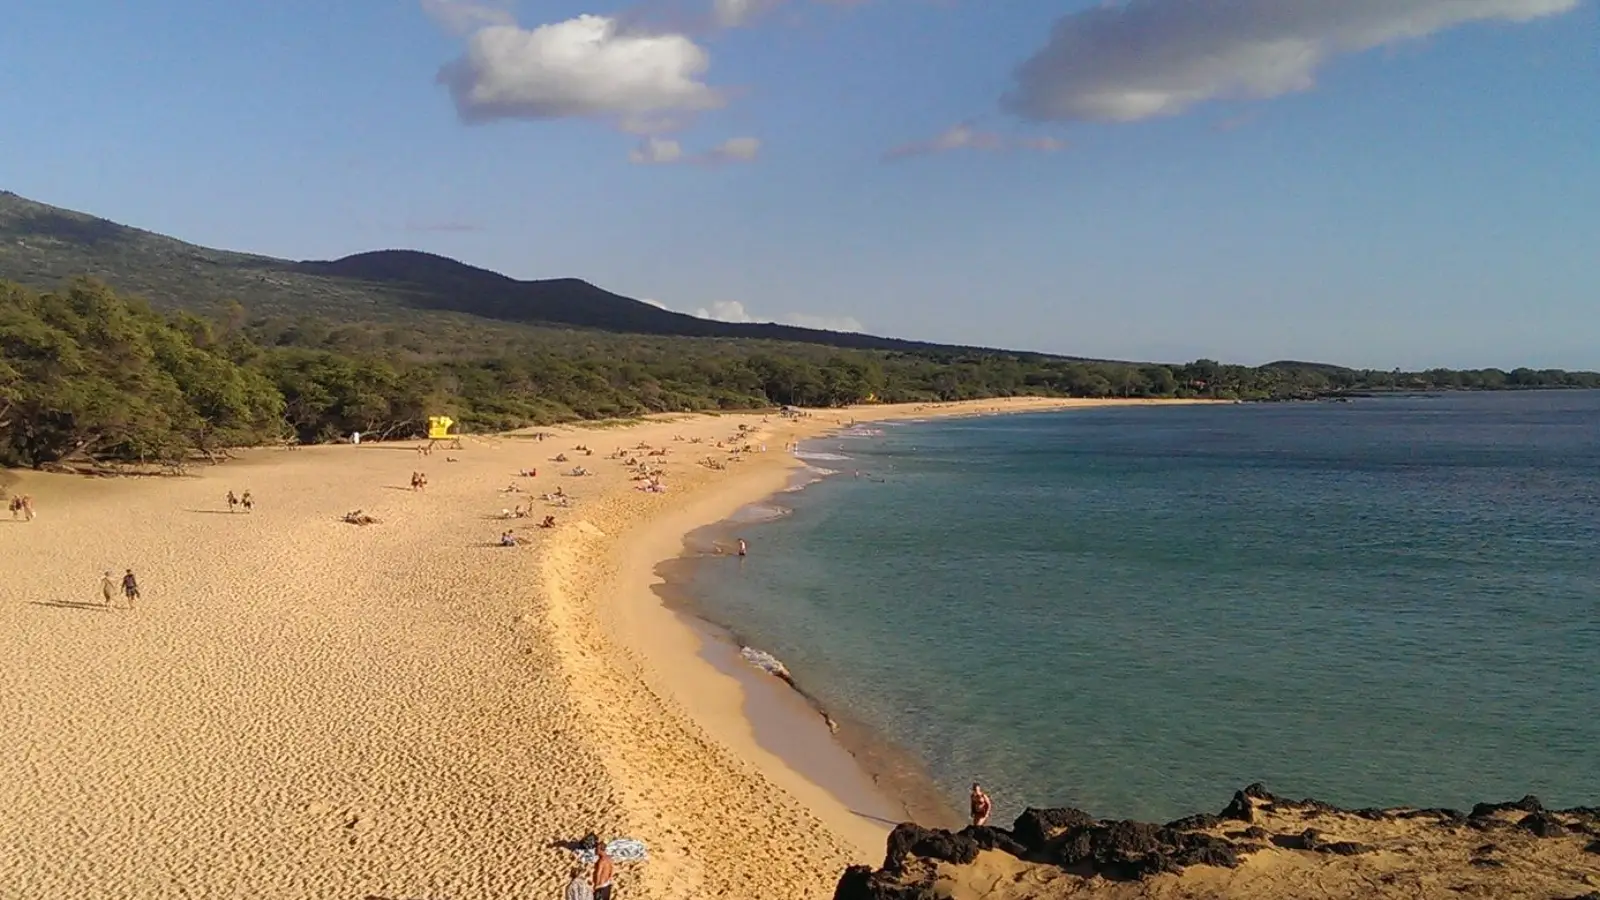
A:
[{"left": 834, "top": 785, "right": 1600, "bottom": 900}]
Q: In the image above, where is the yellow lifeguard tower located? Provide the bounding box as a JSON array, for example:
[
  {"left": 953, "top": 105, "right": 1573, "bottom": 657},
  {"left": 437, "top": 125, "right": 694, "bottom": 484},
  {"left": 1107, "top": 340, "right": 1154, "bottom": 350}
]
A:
[{"left": 427, "top": 415, "right": 456, "bottom": 440}]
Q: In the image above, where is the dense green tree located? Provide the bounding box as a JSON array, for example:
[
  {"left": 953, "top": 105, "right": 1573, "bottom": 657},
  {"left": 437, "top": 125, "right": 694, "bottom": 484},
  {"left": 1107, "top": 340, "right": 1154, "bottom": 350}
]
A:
[{"left": 3, "top": 278, "right": 1598, "bottom": 468}]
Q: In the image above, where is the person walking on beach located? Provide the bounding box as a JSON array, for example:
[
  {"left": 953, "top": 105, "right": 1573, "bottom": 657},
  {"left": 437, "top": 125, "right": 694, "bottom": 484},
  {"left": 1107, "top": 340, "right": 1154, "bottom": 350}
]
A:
[
  {"left": 121, "top": 569, "right": 140, "bottom": 607},
  {"left": 100, "top": 571, "right": 116, "bottom": 606},
  {"left": 563, "top": 866, "right": 594, "bottom": 900},
  {"left": 970, "top": 783, "right": 992, "bottom": 827},
  {"left": 241, "top": 490, "right": 254, "bottom": 512},
  {"left": 226, "top": 490, "right": 239, "bottom": 512},
  {"left": 592, "top": 840, "right": 615, "bottom": 900}
]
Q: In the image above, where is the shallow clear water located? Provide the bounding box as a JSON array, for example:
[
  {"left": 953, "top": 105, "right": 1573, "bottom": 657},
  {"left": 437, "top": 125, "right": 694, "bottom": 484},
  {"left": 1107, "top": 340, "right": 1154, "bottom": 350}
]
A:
[{"left": 687, "top": 392, "right": 1600, "bottom": 823}]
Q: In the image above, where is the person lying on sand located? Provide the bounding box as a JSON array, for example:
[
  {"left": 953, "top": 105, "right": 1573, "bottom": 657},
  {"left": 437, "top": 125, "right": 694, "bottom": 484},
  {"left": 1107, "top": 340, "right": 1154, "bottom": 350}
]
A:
[{"left": 970, "top": 783, "right": 992, "bottom": 827}]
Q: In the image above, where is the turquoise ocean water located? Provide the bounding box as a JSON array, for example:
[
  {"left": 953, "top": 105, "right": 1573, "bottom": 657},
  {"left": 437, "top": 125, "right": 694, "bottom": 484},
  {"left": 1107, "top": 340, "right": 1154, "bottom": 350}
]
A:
[{"left": 686, "top": 392, "right": 1600, "bottom": 824}]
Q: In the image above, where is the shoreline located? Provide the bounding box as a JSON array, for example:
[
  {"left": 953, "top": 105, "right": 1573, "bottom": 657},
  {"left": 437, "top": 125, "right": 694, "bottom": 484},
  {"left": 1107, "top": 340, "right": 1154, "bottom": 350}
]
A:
[
  {"left": 1, "top": 396, "right": 1223, "bottom": 899},
  {"left": 571, "top": 397, "right": 1230, "bottom": 891}
]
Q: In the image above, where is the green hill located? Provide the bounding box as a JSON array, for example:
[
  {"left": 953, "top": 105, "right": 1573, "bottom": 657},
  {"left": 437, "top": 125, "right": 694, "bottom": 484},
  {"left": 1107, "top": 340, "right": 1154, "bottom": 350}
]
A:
[{"left": 0, "top": 190, "right": 1009, "bottom": 356}]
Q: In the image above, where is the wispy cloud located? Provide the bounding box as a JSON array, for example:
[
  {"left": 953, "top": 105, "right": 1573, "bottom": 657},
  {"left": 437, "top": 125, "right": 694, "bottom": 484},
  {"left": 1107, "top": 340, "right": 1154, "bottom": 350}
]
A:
[
  {"left": 1005, "top": 0, "right": 1580, "bottom": 123},
  {"left": 421, "top": 0, "right": 513, "bottom": 36},
  {"left": 692, "top": 299, "right": 863, "bottom": 332},
  {"left": 884, "top": 124, "right": 1064, "bottom": 161},
  {"left": 629, "top": 135, "right": 762, "bottom": 165}
]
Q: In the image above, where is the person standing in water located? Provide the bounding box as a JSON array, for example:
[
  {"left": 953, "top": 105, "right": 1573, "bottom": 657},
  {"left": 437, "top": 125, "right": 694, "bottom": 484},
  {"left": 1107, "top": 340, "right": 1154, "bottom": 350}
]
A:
[
  {"left": 737, "top": 538, "right": 747, "bottom": 558},
  {"left": 121, "top": 569, "right": 140, "bottom": 607},
  {"left": 970, "top": 783, "right": 992, "bottom": 827}
]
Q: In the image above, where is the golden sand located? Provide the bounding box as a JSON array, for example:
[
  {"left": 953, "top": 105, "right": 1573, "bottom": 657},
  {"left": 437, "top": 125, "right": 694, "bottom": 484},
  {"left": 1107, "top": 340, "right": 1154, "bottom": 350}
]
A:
[{"left": 1, "top": 398, "right": 1213, "bottom": 899}]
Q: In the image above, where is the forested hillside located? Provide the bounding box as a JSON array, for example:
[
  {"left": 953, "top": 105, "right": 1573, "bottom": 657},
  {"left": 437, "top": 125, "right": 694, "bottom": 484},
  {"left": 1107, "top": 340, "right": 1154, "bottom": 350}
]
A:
[{"left": 4, "top": 278, "right": 1597, "bottom": 470}]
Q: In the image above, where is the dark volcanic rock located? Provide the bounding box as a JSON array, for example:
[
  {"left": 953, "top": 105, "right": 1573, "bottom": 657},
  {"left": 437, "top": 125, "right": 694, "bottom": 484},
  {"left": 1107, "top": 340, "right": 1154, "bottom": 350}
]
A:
[
  {"left": 1049, "top": 819, "right": 1242, "bottom": 880},
  {"left": 883, "top": 824, "right": 978, "bottom": 871},
  {"left": 833, "top": 865, "right": 937, "bottom": 900},
  {"left": 1470, "top": 795, "right": 1543, "bottom": 818},
  {"left": 1166, "top": 814, "right": 1223, "bottom": 832},
  {"left": 958, "top": 825, "right": 1027, "bottom": 857},
  {"left": 1517, "top": 812, "right": 1567, "bottom": 837},
  {"left": 1399, "top": 807, "right": 1466, "bottom": 823},
  {"left": 839, "top": 784, "right": 1599, "bottom": 895},
  {"left": 1220, "top": 790, "right": 1255, "bottom": 823},
  {"left": 1012, "top": 807, "right": 1095, "bottom": 852}
]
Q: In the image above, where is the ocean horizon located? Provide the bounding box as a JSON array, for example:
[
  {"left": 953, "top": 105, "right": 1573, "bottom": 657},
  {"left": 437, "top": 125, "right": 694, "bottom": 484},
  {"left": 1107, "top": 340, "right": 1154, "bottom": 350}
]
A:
[{"left": 684, "top": 391, "right": 1600, "bottom": 825}]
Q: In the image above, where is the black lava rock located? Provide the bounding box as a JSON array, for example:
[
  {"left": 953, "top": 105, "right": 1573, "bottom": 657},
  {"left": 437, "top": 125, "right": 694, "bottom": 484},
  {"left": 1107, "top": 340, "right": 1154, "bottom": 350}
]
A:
[
  {"left": 882, "top": 824, "right": 978, "bottom": 872},
  {"left": 1469, "top": 795, "right": 1543, "bottom": 819},
  {"left": 958, "top": 825, "right": 1027, "bottom": 857},
  {"left": 1011, "top": 807, "right": 1095, "bottom": 853},
  {"left": 1517, "top": 812, "right": 1567, "bottom": 837}
]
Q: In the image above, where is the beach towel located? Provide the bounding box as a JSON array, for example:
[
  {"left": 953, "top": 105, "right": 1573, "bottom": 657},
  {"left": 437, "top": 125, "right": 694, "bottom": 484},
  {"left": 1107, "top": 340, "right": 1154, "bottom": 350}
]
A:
[{"left": 571, "top": 838, "right": 649, "bottom": 865}]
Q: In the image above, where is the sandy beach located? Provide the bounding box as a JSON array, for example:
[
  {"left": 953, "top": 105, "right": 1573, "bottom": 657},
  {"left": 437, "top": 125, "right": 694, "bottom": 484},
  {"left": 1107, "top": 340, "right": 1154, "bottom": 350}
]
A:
[{"left": 1, "top": 397, "right": 1214, "bottom": 899}]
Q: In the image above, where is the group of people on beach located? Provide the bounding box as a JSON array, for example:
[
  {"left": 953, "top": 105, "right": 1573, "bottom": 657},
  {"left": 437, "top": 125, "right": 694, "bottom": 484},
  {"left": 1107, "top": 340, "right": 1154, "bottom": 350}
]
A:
[
  {"left": 563, "top": 839, "right": 615, "bottom": 900},
  {"left": 8, "top": 494, "right": 35, "bottom": 521},
  {"left": 225, "top": 490, "right": 254, "bottom": 513},
  {"left": 98, "top": 569, "right": 141, "bottom": 608}
]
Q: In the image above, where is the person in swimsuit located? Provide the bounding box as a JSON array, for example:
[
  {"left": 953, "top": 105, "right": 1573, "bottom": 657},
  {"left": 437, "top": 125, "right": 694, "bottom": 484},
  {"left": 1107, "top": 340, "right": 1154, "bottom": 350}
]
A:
[
  {"left": 241, "top": 490, "right": 254, "bottom": 512},
  {"left": 121, "top": 569, "right": 141, "bottom": 607},
  {"left": 592, "top": 839, "right": 615, "bottom": 900},
  {"left": 737, "top": 538, "right": 747, "bottom": 557},
  {"left": 226, "top": 490, "right": 239, "bottom": 512},
  {"left": 970, "top": 783, "right": 992, "bottom": 827}
]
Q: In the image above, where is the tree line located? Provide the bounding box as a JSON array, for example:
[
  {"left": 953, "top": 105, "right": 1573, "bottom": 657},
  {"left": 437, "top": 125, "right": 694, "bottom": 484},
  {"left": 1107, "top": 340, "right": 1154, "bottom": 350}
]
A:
[{"left": 2, "top": 278, "right": 1596, "bottom": 468}]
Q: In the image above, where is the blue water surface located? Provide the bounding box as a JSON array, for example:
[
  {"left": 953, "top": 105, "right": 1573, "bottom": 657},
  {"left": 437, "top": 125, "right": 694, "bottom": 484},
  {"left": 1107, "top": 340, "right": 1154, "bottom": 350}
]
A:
[{"left": 688, "top": 392, "right": 1600, "bottom": 822}]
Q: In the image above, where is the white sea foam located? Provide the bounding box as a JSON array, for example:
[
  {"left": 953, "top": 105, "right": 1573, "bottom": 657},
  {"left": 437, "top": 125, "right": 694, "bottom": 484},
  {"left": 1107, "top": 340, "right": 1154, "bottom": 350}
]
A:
[
  {"left": 739, "top": 647, "right": 792, "bottom": 681},
  {"left": 794, "top": 450, "right": 852, "bottom": 462}
]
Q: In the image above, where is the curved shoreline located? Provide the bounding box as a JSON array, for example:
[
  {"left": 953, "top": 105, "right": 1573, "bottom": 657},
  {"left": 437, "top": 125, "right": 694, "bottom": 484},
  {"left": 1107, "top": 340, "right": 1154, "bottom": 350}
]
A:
[
  {"left": 0, "top": 397, "right": 1223, "bottom": 900},
  {"left": 553, "top": 398, "right": 1227, "bottom": 897}
]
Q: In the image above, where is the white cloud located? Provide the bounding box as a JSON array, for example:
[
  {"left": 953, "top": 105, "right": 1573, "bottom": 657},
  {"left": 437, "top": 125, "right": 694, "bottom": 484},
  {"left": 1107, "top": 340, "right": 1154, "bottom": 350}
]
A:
[
  {"left": 1005, "top": 0, "right": 1579, "bottom": 122},
  {"left": 629, "top": 137, "right": 686, "bottom": 164},
  {"left": 437, "top": 15, "right": 725, "bottom": 124},
  {"left": 885, "top": 124, "right": 1064, "bottom": 160},
  {"left": 693, "top": 300, "right": 863, "bottom": 332},
  {"left": 422, "top": 0, "right": 514, "bottom": 35},
  {"left": 629, "top": 135, "right": 761, "bottom": 165},
  {"left": 782, "top": 312, "right": 865, "bottom": 333},
  {"left": 694, "top": 300, "right": 756, "bottom": 322},
  {"left": 712, "top": 0, "right": 778, "bottom": 28}
]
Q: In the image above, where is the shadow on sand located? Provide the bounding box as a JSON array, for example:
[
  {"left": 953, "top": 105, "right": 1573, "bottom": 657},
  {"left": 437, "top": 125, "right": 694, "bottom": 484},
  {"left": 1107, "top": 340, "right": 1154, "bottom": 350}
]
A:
[{"left": 29, "top": 600, "right": 112, "bottom": 611}]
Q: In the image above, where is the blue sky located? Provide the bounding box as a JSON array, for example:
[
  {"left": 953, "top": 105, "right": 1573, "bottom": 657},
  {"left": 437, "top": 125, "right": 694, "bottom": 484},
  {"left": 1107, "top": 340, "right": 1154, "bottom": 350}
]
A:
[{"left": 1, "top": 0, "right": 1595, "bottom": 369}]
